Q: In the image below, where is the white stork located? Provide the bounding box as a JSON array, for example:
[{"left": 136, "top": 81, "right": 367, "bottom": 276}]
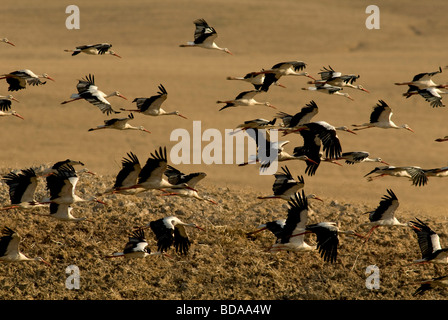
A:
[
  {"left": 179, "top": 18, "right": 232, "bottom": 55},
  {"left": 0, "top": 109, "right": 24, "bottom": 119},
  {"left": 217, "top": 90, "right": 276, "bottom": 111},
  {"left": 159, "top": 165, "right": 217, "bottom": 204},
  {"left": 395, "top": 66, "right": 445, "bottom": 90},
  {"left": 64, "top": 43, "right": 121, "bottom": 58},
  {"left": 238, "top": 128, "right": 318, "bottom": 170},
  {"left": 1, "top": 38, "right": 15, "bottom": 46},
  {"left": 0, "top": 69, "right": 54, "bottom": 91},
  {"left": 336, "top": 151, "right": 389, "bottom": 165},
  {"left": 257, "top": 167, "right": 305, "bottom": 201},
  {"left": 265, "top": 191, "right": 316, "bottom": 254},
  {"left": 409, "top": 218, "right": 448, "bottom": 265},
  {"left": 41, "top": 164, "right": 106, "bottom": 205},
  {"left": 302, "top": 83, "right": 354, "bottom": 101},
  {"left": 352, "top": 100, "right": 414, "bottom": 132},
  {"left": 359, "top": 189, "right": 410, "bottom": 240},
  {"left": 405, "top": 87, "right": 448, "bottom": 108},
  {"left": 117, "top": 147, "right": 197, "bottom": 193},
  {"left": 309, "top": 65, "right": 369, "bottom": 93},
  {"left": 101, "top": 152, "right": 142, "bottom": 195},
  {"left": 364, "top": 165, "right": 428, "bottom": 187},
  {"left": 1, "top": 168, "right": 46, "bottom": 211},
  {"left": 413, "top": 275, "right": 448, "bottom": 296},
  {"left": 88, "top": 113, "right": 151, "bottom": 134},
  {"left": 119, "top": 84, "right": 187, "bottom": 119},
  {"left": 106, "top": 228, "right": 170, "bottom": 259},
  {"left": 0, "top": 95, "right": 19, "bottom": 111},
  {"left": 435, "top": 136, "right": 448, "bottom": 142},
  {"left": 254, "top": 61, "right": 315, "bottom": 92},
  {"left": 145, "top": 216, "right": 205, "bottom": 255},
  {"left": 0, "top": 226, "right": 51, "bottom": 265},
  {"left": 226, "top": 70, "right": 285, "bottom": 91},
  {"left": 275, "top": 100, "right": 319, "bottom": 132},
  {"left": 61, "top": 74, "right": 125, "bottom": 115}
]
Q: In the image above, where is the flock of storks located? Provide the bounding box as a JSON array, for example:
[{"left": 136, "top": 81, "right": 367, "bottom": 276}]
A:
[{"left": 1, "top": 18, "right": 448, "bottom": 297}]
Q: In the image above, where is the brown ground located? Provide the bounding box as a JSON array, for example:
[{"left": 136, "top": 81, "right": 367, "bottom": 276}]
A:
[{"left": 1, "top": 0, "right": 448, "bottom": 301}]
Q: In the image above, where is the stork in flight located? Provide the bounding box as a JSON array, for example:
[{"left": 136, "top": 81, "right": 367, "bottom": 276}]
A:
[
  {"left": 88, "top": 113, "right": 151, "bottom": 134},
  {"left": 41, "top": 164, "right": 106, "bottom": 206},
  {"left": 302, "top": 83, "right": 354, "bottom": 101},
  {"left": 160, "top": 165, "right": 217, "bottom": 204},
  {"left": 64, "top": 43, "right": 121, "bottom": 58},
  {"left": 0, "top": 226, "right": 50, "bottom": 265},
  {"left": 0, "top": 69, "right": 55, "bottom": 91},
  {"left": 364, "top": 165, "right": 428, "bottom": 187},
  {"left": 275, "top": 100, "right": 319, "bottom": 134},
  {"left": 120, "top": 84, "right": 187, "bottom": 119},
  {"left": 0, "top": 95, "right": 19, "bottom": 111},
  {"left": 253, "top": 61, "right": 315, "bottom": 92},
  {"left": 395, "top": 66, "right": 445, "bottom": 92},
  {"left": 1, "top": 38, "right": 15, "bottom": 46},
  {"left": 257, "top": 167, "right": 305, "bottom": 201},
  {"left": 61, "top": 74, "right": 125, "bottom": 115},
  {"left": 217, "top": 90, "right": 276, "bottom": 111},
  {"left": 309, "top": 65, "right": 369, "bottom": 93},
  {"left": 336, "top": 151, "right": 389, "bottom": 165},
  {"left": 1, "top": 168, "right": 47, "bottom": 211},
  {"left": 352, "top": 100, "right": 414, "bottom": 132},
  {"left": 101, "top": 152, "right": 142, "bottom": 195},
  {"left": 106, "top": 228, "right": 170, "bottom": 259},
  {"left": 180, "top": 18, "right": 232, "bottom": 55},
  {"left": 409, "top": 218, "right": 448, "bottom": 265},
  {"left": 226, "top": 70, "right": 285, "bottom": 91},
  {"left": 144, "top": 216, "right": 205, "bottom": 255},
  {"left": 404, "top": 87, "right": 448, "bottom": 108},
  {"left": 116, "top": 147, "right": 197, "bottom": 194},
  {"left": 359, "top": 189, "right": 410, "bottom": 240}
]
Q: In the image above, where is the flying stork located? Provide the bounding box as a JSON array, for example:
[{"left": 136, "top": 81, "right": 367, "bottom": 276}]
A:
[
  {"left": 257, "top": 167, "right": 305, "bottom": 201},
  {"left": 266, "top": 191, "right": 316, "bottom": 254},
  {"left": 364, "top": 165, "right": 428, "bottom": 187},
  {"left": 1, "top": 168, "right": 46, "bottom": 211},
  {"left": 106, "top": 228, "right": 170, "bottom": 259},
  {"left": 119, "top": 84, "right": 187, "bottom": 119},
  {"left": 0, "top": 69, "right": 55, "bottom": 91},
  {"left": 301, "top": 83, "right": 354, "bottom": 101},
  {"left": 336, "top": 151, "right": 389, "bottom": 165},
  {"left": 116, "top": 147, "right": 197, "bottom": 194},
  {"left": 226, "top": 70, "right": 285, "bottom": 91},
  {"left": 160, "top": 165, "right": 217, "bottom": 204},
  {"left": 64, "top": 43, "right": 121, "bottom": 58},
  {"left": 409, "top": 218, "right": 448, "bottom": 265},
  {"left": 404, "top": 87, "right": 448, "bottom": 108},
  {"left": 395, "top": 66, "right": 445, "bottom": 91},
  {"left": 0, "top": 95, "right": 19, "bottom": 111},
  {"left": 144, "top": 216, "right": 205, "bottom": 255},
  {"left": 217, "top": 90, "right": 276, "bottom": 111},
  {"left": 61, "top": 74, "right": 125, "bottom": 115},
  {"left": 0, "top": 226, "right": 51, "bottom": 265},
  {"left": 179, "top": 18, "right": 232, "bottom": 55},
  {"left": 88, "top": 113, "right": 151, "bottom": 134},
  {"left": 253, "top": 61, "right": 315, "bottom": 92},
  {"left": 41, "top": 164, "right": 106, "bottom": 206},
  {"left": 359, "top": 189, "right": 410, "bottom": 240},
  {"left": 352, "top": 100, "right": 414, "bottom": 132},
  {"left": 1, "top": 38, "right": 15, "bottom": 46},
  {"left": 100, "top": 152, "right": 142, "bottom": 195},
  {"left": 275, "top": 100, "right": 319, "bottom": 133},
  {"left": 309, "top": 65, "right": 369, "bottom": 93}
]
